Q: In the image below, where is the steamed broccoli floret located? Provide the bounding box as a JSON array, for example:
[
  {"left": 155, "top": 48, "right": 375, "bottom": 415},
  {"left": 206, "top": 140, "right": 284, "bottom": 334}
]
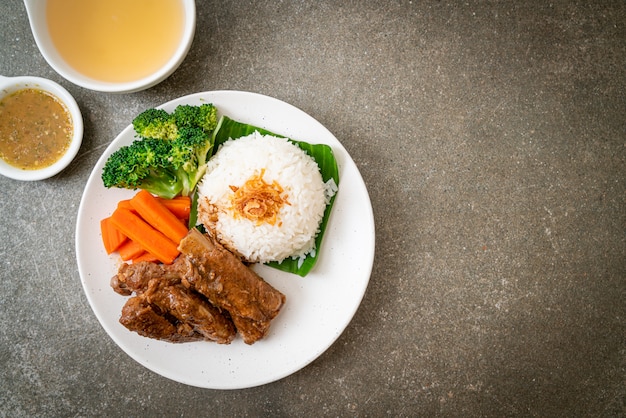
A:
[
  {"left": 168, "top": 127, "right": 213, "bottom": 196},
  {"left": 132, "top": 108, "right": 178, "bottom": 140},
  {"left": 103, "top": 104, "right": 218, "bottom": 198},
  {"left": 101, "top": 138, "right": 184, "bottom": 199},
  {"left": 172, "top": 103, "right": 218, "bottom": 133}
]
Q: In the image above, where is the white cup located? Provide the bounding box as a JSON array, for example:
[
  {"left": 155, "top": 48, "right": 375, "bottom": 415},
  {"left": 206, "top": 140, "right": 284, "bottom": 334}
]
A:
[
  {"left": 23, "top": 0, "right": 196, "bottom": 93},
  {"left": 0, "top": 75, "right": 83, "bottom": 181}
]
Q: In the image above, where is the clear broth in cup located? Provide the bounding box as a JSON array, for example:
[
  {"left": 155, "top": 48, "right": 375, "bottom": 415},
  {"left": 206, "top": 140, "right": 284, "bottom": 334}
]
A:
[{"left": 46, "top": 0, "right": 185, "bottom": 83}]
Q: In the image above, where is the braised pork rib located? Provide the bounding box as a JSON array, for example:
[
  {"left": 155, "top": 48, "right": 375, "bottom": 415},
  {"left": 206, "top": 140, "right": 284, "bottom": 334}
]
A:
[
  {"left": 113, "top": 258, "right": 236, "bottom": 344},
  {"left": 178, "top": 229, "right": 286, "bottom": 345},
  {"left": 111, "top": 230, "right": 286, "bottom": 345}
]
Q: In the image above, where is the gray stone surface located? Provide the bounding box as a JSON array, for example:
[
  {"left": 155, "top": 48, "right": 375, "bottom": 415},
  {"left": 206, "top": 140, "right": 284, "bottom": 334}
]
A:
[{"left": 1, "top": 1, "right": 624, "bottom": 416}]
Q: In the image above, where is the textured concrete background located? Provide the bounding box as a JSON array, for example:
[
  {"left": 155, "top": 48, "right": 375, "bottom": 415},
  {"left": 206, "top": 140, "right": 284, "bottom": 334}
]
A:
[{"left": 1, "top": 1, "right": 624, "bottom": 416}]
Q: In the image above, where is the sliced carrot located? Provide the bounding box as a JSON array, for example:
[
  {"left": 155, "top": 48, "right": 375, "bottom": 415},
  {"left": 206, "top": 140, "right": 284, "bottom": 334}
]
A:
[
  {"left": 110, "top": 207, "right": 180, "bottom": 264},
  {"left": 117, "top": 239, "right": 146, "bottom": 261},
  {"left": 132, "top": 252, "right": 160, "bottom": 263},
  {"left": 100, "top": 217, "right": 128, "bottom": 254},
  {"left": 117, "top": 196, "right": 191, "bottom": 219},
  {"left": 118, "top": 196, "right": 191, "bottom": 219},
  {"left": 129, "top": 190, "right": 188, "bottom": 244},
  {"left": 116, "top": 199, "right": 135, "bottom": 212},
  {"left": 158, "top": 196, "right": 191, "bottom": 220}
]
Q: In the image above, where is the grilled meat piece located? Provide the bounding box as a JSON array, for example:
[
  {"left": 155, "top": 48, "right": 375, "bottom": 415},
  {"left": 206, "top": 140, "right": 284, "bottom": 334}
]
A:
[
  {"left": 178, "top": 229, "right": 286, "bottom": 344},
  {"left": 119, "top": 296, "right": 205, "bottom": 343},
  {"left": 142, "top": 278, "right": 236, "bottom": 344},
  {"left": 111, "top": 230, "right": 286, "bottom": 345},
  {"left": 111, "top": 257, "right": 196, "bottom": 296},
  {"left": 112, "top": 259, "right": 236, "bottom": 344}
]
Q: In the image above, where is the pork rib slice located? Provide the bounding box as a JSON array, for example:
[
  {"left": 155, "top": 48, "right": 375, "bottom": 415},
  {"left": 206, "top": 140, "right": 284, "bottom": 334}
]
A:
[
  {"left": 142, "top": 277, "right": 236, "bottom": 344},
  {"left": 119, "top": 296, "right": 206, "bottom": 343},
  {"left": 111, "top": 257, "right": 197, "bottom": 296},
  {"left": 178, "top": 229, "right": 286, "bottom": 344},
  {"left": 112, "top": 258, "right": 236, "bottom": 344}
]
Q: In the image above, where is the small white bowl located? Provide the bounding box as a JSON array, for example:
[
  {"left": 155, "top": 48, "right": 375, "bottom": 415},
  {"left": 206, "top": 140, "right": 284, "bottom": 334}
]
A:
[
  {"left": 23, "top": 0, "right": 196, "bottom": 94},
  {"left": 0, "top": 75, "right": 83, "bottom": 181}
]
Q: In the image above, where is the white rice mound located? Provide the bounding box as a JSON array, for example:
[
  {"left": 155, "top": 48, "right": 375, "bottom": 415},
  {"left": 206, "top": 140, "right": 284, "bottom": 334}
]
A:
[{"left": 197, "top": 131, "right": 335, "bottom": 264}]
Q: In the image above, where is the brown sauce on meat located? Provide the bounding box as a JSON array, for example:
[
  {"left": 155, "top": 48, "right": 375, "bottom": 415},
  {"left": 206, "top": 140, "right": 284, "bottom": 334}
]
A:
[{"left": 0, "top": 88, "right": 73, "bottom": 170}]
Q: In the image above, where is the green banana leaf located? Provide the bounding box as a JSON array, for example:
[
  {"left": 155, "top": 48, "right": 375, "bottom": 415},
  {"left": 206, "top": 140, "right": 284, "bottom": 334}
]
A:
[{"left": 204, "top": 115, "right": 339, "bottom": 276}]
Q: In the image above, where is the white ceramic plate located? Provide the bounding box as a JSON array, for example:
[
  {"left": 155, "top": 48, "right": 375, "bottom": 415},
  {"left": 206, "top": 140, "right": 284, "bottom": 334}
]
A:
[{"left": 75, "top": 91, "right": 375, "bottom": 389}]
